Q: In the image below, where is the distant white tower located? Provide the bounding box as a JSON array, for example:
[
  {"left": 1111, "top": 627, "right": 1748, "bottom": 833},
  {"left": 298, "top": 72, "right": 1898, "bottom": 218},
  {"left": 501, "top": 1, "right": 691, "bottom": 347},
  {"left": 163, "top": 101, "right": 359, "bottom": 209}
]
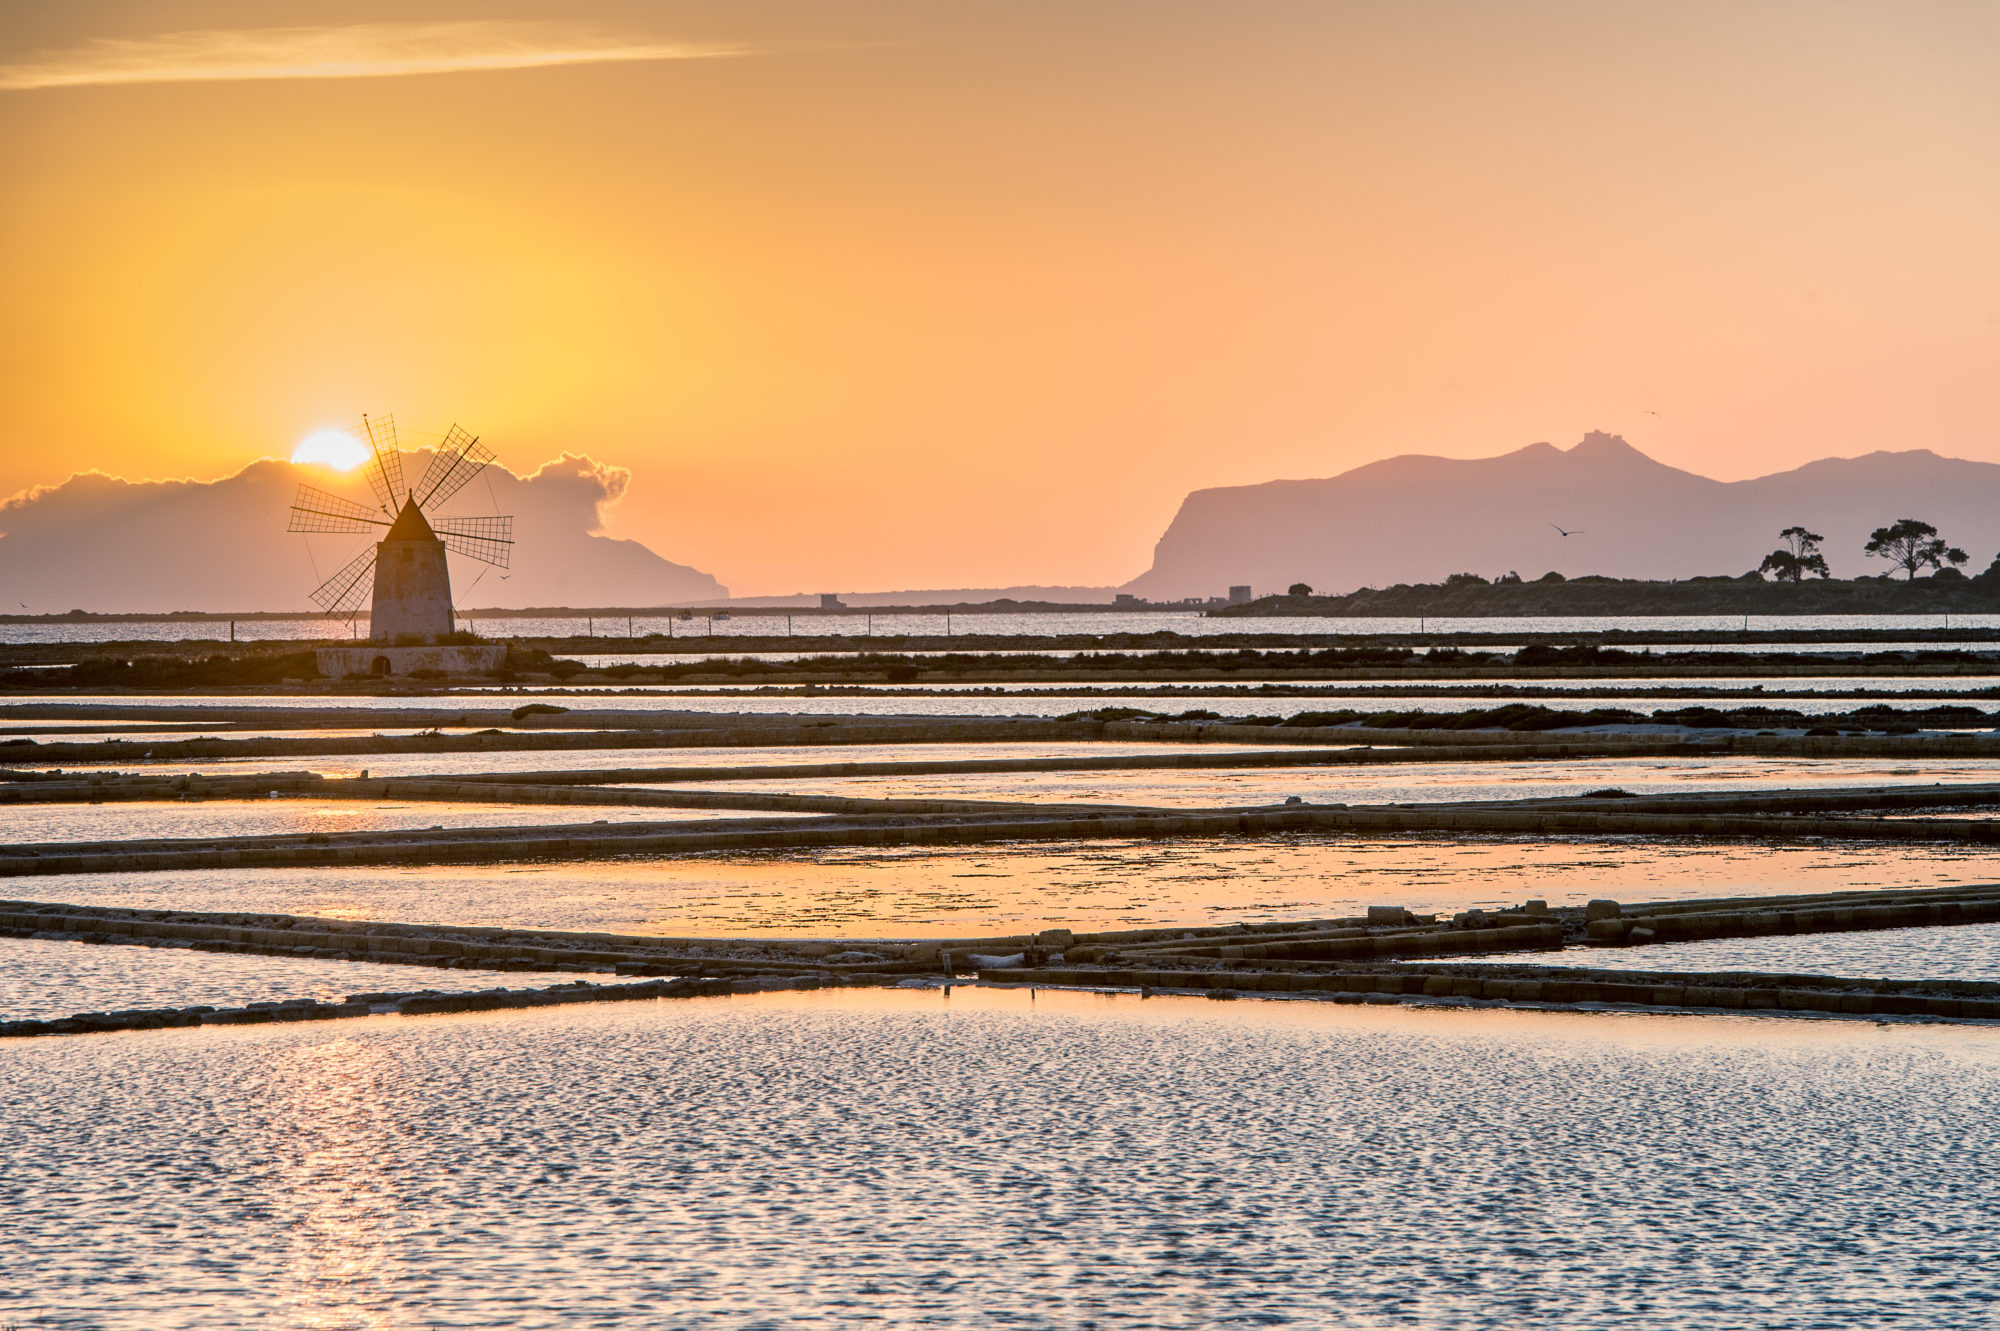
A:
[{"left": 287, "top": 415, "right": 514, "bottom": 644}]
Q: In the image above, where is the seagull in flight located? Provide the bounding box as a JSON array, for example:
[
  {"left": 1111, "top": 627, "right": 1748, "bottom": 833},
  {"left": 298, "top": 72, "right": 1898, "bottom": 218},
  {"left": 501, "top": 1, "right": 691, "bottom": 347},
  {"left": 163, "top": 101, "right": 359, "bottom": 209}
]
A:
[{"left": 1550, "top": 522, "right": 1585, "bottom": 537}]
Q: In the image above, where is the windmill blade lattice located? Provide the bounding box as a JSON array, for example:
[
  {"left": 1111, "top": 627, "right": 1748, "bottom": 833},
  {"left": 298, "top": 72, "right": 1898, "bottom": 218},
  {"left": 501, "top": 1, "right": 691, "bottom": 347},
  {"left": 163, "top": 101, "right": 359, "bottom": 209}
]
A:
[
  {"left": 431, "top": 515, "right": 513, "bottom": 567},
  {"left": 308, "top": 548, "right": 378, "bottom": 618},
  {"left": 286, "top": 411, "right": 514, "bottom": 626},
  {"left": 287, "top": 484, "right": 388, "bottom": 535},
  {"left": 414, "top": 425, "right": 495, "bottom": 510},
  {"left": 359, "top": 415, "right": 406, "bottom": 513}
]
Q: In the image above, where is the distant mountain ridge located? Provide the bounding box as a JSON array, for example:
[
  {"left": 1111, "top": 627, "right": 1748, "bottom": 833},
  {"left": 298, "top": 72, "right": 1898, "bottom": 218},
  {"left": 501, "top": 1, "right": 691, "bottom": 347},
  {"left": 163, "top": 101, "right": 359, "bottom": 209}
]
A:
[
  {"left": 1122, "top": 433, "right": 2000, "bottom": 599},
  {"left": 0, "top": 453, "right": 725, "bottom": 614}
]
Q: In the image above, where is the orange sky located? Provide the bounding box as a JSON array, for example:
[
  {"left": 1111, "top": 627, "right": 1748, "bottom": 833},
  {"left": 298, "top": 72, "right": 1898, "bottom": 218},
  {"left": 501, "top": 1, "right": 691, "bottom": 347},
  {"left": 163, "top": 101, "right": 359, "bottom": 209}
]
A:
[{"left": 3, "top": 1, "right": 1997, "bottom": 595}]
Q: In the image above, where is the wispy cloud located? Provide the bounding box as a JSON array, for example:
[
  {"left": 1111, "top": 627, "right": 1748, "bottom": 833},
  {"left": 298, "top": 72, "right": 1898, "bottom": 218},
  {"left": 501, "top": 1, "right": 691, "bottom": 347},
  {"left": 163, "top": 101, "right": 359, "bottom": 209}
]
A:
[{"left": 0, "top": 21, "right": 744, "bottom": 92}]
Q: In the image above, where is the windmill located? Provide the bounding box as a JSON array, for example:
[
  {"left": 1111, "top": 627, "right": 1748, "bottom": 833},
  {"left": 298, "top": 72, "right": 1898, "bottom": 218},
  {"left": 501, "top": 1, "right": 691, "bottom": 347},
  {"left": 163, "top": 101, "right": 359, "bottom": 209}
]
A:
[{"left": 287, "top": 415, "right": 512, "bottom": 644}]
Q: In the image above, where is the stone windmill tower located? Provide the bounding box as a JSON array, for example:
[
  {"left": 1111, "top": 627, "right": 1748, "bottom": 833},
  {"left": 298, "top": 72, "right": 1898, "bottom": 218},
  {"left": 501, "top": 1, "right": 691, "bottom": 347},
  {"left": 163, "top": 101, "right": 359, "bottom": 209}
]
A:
[{"left": 288, "top": 416, "right": 512, "bottom": 644}]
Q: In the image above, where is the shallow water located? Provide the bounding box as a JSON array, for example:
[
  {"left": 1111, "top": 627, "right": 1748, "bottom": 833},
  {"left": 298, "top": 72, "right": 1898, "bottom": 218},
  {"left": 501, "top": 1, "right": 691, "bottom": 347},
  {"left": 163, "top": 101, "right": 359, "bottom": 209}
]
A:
[
  {"left": 14, "top": 676, "right": 2000, "bottom": 719},
  {"left": 0, "top": 799, "right": 813, "bottom": 845},
  {"left": 3, "top": 987, "right": 1997, "bottom": 1328},
  {"left": 0, "top": 935, "right": 609, "bottom": 1022},
  {"left": 1487, "top": 921, "right": 2000, "bottom": 983},
  {"left": 16, "top": 738, "right": 1291, "bottom": 778},
  {"left": 0, "top": 726, "right": 569, "bottom": 744},
  {"left": 26, "top": 744, "right": 2000, "bottom": 807},
  {"left": 681, "top": 754, "right": 2000, "bottom": 809},
  {"left": 451, "top": 691, "right": 2000, "bottom": 721},
  {"left": 501, "top": 675, "right": 2000, "bottom": 701},
  {"left": 556, "top": 645, "right": 2000, "bottom": 665},
  {"left": 6, "top": 608, "right": 1998, "bottom": 642},
  {"left": 257, "top": 691, "right": 2000, "bottom": 720},
  {"left": 15, "top": 835, "right": 2000, "bottom": 938}
]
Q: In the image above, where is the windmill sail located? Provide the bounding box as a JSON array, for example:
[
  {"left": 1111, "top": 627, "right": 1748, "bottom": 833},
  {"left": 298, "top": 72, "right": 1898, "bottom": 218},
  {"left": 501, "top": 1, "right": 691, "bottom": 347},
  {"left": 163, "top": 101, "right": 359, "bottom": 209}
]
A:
[
  {"left": 413, "top": 425, "right": 494, "bottom": 509},
  {"left": 288, "top": 411, "right": 515, "bottom": 634},
  {"left": 287, "top": 484, "right": 388, "bottom": 535},
  {"left": 308, "top": 547, "right": 378, "bottom": 618},
  {"left": 359, "top": 415, "right": 406, "bottom": 513},
  {"left": 431, "top": 515, "right": 513, "bottom": 567}
]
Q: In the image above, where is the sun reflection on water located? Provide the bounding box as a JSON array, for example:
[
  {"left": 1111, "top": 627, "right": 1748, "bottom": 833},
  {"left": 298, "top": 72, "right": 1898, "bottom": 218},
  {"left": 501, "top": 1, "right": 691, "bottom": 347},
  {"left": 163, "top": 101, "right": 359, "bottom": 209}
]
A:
[{"left": 268, "top": 1038, "right": 408, "bottom": 1330}]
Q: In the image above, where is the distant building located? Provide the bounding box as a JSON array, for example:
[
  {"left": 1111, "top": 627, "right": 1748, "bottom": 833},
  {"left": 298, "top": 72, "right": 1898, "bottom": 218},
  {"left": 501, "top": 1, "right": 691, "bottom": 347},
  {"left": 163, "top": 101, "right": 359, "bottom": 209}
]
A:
[
  {"left": 819, "top": 593, "right": 846, "bottom": 609},
  {"left": 1228, "top": 585, "right": 1253, "bottom": 604},
  {"left": 1114, "top": 593, "right": 1146, "bottom": 606}
]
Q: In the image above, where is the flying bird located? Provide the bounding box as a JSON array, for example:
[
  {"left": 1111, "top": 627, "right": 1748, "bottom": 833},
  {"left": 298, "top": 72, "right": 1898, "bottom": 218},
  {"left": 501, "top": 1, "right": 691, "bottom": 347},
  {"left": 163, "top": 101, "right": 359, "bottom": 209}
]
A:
[{"left": 1549, "top": 522, "right": 1585, "bottom": 537}]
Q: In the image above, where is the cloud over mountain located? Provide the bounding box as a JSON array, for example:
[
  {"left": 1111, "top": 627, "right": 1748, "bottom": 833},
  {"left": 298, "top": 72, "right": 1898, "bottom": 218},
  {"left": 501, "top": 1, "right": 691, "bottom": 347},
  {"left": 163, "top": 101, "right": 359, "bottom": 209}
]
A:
[{"left": 0, "top": 452, "right": 726, "bottom": 614}]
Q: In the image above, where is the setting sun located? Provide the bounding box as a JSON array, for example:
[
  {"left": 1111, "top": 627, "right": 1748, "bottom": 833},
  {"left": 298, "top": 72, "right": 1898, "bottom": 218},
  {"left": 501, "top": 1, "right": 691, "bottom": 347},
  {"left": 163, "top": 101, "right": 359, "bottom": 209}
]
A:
[{"left": 290, "top": 428, "right": 368, "bottom": 471}]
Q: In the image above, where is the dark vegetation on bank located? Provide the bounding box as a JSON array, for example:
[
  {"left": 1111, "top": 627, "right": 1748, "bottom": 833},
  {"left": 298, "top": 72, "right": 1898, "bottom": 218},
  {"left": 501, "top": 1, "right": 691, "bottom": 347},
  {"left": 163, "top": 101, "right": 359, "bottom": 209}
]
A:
[
  {"left": 1063, "top": 702, "right": 1995, "bottom": 734},
  {"left": 14, "top": 651, "right": 330, "bottom": 689},
  {"left": 11, "top": 641, "right": 2000, "bottom": 691},
  {"left": 547, "top": 643, "right": 2000, "bottom": 684},
  {"left": 1223, "top": 568, "right": 2000, "bottom": 618}
]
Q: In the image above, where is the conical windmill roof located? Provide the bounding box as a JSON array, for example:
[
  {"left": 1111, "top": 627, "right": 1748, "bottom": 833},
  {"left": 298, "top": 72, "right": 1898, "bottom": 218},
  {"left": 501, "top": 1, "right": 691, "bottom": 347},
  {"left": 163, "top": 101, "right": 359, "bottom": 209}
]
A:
[{"left": 382, "top": 496, "right": 439, "bottom": 543}]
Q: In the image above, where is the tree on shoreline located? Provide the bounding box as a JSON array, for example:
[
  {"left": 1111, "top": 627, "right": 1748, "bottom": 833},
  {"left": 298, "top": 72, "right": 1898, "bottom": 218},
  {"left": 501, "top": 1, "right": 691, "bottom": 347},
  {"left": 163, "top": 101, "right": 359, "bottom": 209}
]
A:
[
  {"left": 1758, "top": 526, "right": 1829, "bottom": 582},
  {"left": 1864, "top": 518, "right": 1967, "bottom": 579}
]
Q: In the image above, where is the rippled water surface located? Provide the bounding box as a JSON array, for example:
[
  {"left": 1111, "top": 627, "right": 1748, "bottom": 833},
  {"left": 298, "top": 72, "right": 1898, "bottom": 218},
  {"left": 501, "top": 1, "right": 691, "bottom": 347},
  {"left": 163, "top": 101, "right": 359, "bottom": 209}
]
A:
[
  {"left": 1488, "top": 922, "right": 2000, "bottom": 983},
  {"left": 17, "top": 738, "right": 1289, "bottom": 778},
  {"left": 16, "top": 836, "right": 2000, "bottom": 937},
  {"left": 0, "top": 936, "right": 608, "bottom": 1022},
  {"left": 3, "top": 987, "right": 1997, "bottom": 1329},
  {"left": 685, "top": 754, "right": 2000, "bottom": 808},
  {"left": 0, "top": 798, "right": 813, "bottom": 843},
  {"left": 21, "top": 746, "right": 2000, "bottom": 806}
]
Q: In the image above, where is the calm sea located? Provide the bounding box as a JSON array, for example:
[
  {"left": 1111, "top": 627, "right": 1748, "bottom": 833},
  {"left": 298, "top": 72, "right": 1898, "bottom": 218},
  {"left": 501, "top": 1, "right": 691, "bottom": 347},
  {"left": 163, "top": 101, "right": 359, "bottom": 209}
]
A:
[{"left": 5, "top": 610, "right": 1998, "bottom": 645}]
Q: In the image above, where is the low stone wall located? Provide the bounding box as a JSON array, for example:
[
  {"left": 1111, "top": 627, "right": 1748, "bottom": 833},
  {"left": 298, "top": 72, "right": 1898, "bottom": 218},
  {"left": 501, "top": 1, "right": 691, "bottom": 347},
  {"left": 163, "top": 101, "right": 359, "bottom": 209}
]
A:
[
  {"left": 15, "top": 888, "right": 2000, "bottom": 1036},
  {"left": 1072, "top": 920, "right": 1565, "bottom": 962},
  {"left": 11, "top": 698, "right": 2000, "bottom": 764},
  {"left": 0, "top": 974, "right": 831, "bottom": 1040},
  {"left": 1587, "top": 895, "right": 2000, "bottom": 946},
  {"left": 0, "top": 770, "right": 1086, "bottom": 818},
  {"left": 314, "top": 645, "right": 508, "bottom": 678},
  {"left": 0, "top": 900, "right": 933, "bottom": 975},
  {"left": 988, "top": 964, "right": 2000, "bottom": 1020}
]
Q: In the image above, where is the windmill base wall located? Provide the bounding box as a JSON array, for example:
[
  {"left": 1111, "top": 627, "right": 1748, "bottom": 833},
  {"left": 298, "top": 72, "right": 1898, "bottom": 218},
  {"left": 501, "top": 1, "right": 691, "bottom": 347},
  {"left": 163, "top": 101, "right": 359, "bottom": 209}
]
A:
[{"left": 316, "top": 646, "right": 508, "bottom": 679}]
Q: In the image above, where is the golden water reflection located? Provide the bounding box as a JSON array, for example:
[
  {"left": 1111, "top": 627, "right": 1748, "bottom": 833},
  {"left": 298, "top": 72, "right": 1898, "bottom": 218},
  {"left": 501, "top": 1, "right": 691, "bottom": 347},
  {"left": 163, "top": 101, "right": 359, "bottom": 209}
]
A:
[
  {"left": 267, "top": 1037, "right": 409, "bottom": 1331},
  {"left": 8, "top": 989, "right": 1998, "bottom": 1326},
  {"left": 23, "top": 832, "right": 2000, "bottom": 940}
]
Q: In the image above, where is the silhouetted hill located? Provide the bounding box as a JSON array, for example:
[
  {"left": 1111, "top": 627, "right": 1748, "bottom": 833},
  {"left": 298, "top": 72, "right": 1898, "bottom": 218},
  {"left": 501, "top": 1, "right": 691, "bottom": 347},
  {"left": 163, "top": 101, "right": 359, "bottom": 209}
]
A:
[
  {"left": 0, "top": 453, "right": 726, "bottom": 613},
  {"left": 1125, "top": 433, "right": 2000, "bottom": 599}
]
